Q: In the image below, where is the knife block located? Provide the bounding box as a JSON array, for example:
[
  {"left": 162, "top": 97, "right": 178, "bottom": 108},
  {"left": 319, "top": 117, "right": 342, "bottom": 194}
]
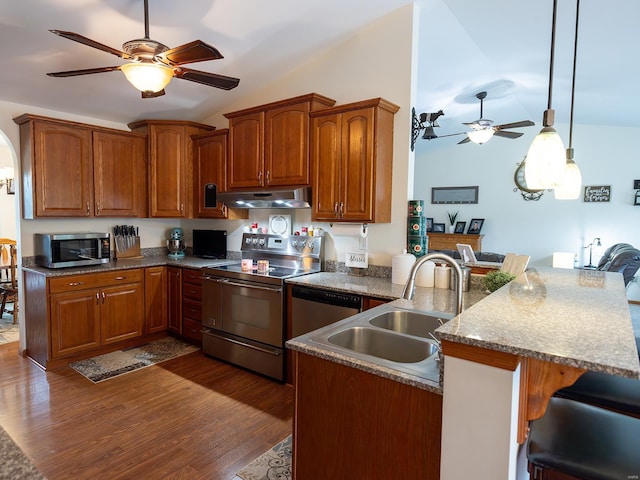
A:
[{"left": 114, "top": 235, "right": 144, "bottom": 260}]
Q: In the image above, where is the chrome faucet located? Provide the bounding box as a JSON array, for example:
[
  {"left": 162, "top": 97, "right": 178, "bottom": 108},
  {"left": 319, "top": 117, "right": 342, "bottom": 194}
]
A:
[{"left": 401, "top": 253, "right": 464, "bottom": 316}]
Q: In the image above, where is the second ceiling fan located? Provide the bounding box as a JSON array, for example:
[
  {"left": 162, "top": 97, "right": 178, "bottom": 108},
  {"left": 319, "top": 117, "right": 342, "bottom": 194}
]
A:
[{"left": 456, "top": 91, "right": 534, "bottom": 144}]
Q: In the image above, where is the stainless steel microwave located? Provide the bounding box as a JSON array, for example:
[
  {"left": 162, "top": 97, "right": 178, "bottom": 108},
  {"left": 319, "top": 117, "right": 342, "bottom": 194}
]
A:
[{"left": 35, "top": 232, "right": 111, "bottom": 268}]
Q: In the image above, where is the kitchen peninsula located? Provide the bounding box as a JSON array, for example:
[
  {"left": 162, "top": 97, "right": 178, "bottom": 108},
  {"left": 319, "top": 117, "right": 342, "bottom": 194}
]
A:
[{"left": 286, "top": 267, "right": 640, "bottom": 479}]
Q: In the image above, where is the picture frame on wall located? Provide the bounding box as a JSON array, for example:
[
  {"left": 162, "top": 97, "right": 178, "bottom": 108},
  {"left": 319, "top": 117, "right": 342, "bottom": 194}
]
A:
[
  {"left": 432, "top": 223, "right": 445, "bottom": 233},
  {"left": 467, "top": 218, "right": 484, "bottom": 235},
  {"left": 425, "top": 217, "right": 434, "bottom": 232},
  {"left": 454, "top": 221, "right": 466, "bottom": 234}
]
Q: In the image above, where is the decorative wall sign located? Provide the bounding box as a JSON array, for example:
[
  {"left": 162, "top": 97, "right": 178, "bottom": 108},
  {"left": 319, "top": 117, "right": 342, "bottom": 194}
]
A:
[
  {"left": 583, "top": 185, "right": 611, "bottom": 203},
  {"left": 431, "top": 186, "right": 479, "bottom": 204}
]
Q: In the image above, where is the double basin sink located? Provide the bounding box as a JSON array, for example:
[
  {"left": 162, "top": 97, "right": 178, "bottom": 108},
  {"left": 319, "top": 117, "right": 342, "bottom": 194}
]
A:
[{"left": 309, "top": 304, "right": 453, "bottom": 381}]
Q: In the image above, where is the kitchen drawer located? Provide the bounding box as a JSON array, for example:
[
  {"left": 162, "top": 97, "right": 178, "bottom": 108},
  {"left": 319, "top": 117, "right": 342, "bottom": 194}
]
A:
[
  {"left": 183, "top": 298, "right": 202, "bottom": 321},
  {"left": 182, "top": 268, "right": 202, "bottom": 285},
  {"left": 182, "top": 318, "right": 203, "bottom": 342},
  {"left": 49, "top": 269, "right": 143, "bottom": 294},
  {"left": 182, "top": 283, "right": 202, "bottom": 301}
]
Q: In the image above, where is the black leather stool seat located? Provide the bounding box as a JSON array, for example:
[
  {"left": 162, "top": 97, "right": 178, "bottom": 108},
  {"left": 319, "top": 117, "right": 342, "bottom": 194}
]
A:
[
  {"left": 527, "top": 397, "right": 640, "bottom": 480},
  {"left": 554, "top": 370, "right": 640, "bottom": 417}
]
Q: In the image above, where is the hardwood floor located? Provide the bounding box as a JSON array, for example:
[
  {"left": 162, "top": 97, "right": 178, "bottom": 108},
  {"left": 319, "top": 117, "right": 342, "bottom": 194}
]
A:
[{"left": 0, "top": 341, "right": 293, "bottom": 479}]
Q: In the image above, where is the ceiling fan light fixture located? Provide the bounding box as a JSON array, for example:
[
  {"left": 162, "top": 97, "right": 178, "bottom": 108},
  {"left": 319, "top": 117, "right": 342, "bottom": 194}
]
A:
[
  {"left": 554, "top": 149, "right": 582, "bottom": 199},
  {"left": 121, "top": 62, "right": 173, "bottom": 93},
  {"left": 466, "top": 128, "right": 494, "bottom": 144}
]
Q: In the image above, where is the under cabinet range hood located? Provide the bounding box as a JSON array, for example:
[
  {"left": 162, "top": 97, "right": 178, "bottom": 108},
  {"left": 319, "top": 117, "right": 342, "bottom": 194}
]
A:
[{"left": 215, "top": 186, "right": 312, "bottom": 209}]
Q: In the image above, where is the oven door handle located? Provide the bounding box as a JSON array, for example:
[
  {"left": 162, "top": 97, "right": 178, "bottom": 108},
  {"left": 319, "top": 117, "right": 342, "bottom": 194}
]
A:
[
  {"left": 222, "top": 279, "right": 283, "bottom": 293},
  {"left": 203, "top": 330, "right": 282, "bottom": 356}
]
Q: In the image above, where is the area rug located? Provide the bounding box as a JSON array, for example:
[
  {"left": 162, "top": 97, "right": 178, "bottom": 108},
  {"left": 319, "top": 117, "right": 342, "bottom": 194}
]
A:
[
  {"left": 0, "top": 424, "right": 46, "bottom": 480},
  {"left": 0, "top": 305, "right": 19, "bottom": 345},
  {"left": 236, "top": 435, "right": 292, "bottom": 480},
  {"left": 69, "top": 336, "right": 199, "bottom": 383}
]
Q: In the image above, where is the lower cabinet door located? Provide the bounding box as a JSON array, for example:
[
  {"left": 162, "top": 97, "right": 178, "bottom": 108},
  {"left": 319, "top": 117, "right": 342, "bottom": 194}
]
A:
[
  {"left": 100, "top": 283, "right": 145, "bottom": 345},
  {"left": 50, "top": 289, "right": 101, "bottom": 358}
]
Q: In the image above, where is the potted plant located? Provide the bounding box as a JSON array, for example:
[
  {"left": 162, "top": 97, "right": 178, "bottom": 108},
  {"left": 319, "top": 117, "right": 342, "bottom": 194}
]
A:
[
  {"left": 447, "top": 211, "right": 459, "bottom": 233},
  {"left": 483, "top": 270, "right": 516, "bottom": 293}
]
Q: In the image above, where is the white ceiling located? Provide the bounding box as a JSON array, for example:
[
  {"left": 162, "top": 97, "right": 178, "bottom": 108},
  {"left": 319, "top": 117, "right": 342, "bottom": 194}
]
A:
[{"left": 0, "top": 0, "right": 637, "bottom": 131}]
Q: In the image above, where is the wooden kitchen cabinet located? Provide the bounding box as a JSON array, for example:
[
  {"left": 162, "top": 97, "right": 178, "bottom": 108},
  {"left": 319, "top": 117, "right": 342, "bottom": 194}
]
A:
[
  {"left": 293, "top": 352, "right": 442, "bottom": 479},
  {"left": 181, "top": 268, "right": 203, "bottom": 345},
  {"left": 224, "top": 93, "right": 336, "bottom": 190},
  {"left": 129, "top": 119, "right": 215, "bottom": 218},
  {"left": 93, "top": 130, "right": 147, "bottom": 217},
  {"left": 145, "top": 266, "right": 168, "bottom": 334},
  {"left": 49, "top": 269, "right": 144, "bottom": 359},
  {"left": 167, "top": 267, "right": 182, "bottom": 334},
  {"left": 14, "top": 114, "right": 148, "bottom": 219},
  {"left": 191, "top": 129, "right": 247, "bottom": 220},
  {"left": 310, "top": 98, "right": 399, "bottom": 223}
]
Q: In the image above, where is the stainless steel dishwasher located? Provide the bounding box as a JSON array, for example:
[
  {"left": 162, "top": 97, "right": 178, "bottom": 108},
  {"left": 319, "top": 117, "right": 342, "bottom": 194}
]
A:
[{"left": 290, "top": 285, "right": 362, "bottom": 338}]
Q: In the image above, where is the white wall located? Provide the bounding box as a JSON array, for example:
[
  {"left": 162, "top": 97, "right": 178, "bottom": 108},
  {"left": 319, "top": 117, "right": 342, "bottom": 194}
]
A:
[
  {"left": 413, "top": 122, "right": 640, "bottom": 268},
  {"left": 0, "top": 142, "right": 17, "bottom": 240}
]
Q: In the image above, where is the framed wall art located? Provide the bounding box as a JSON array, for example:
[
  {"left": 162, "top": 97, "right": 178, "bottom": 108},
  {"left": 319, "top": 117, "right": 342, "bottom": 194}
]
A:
[
  {"left": 432, "top": 223, "right": 445, "bottom": 233},
  {"left": 431, "top": 186, "right": 479, "bottom": 204},
  {"left": 454, "top": 221, "right": 466, "bottom": 234}
]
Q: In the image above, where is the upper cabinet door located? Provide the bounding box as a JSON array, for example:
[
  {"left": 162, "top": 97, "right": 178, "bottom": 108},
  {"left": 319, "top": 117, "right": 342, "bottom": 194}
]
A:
[
  {"left": 148, "top": 124, "right": 188, "bottom": 217},
  {"left": 311, "top": 114, "right": 342, "bottom": 220},
  {"left": 32, "top": 120, "right": 93, "bottom": 217},
  {"left": 93, "top": 131, "right": 146, "bottom": 217},
  {"left": 227, "top": 112, "right": 264, "bottom": 189},
  {"left": 192, "top": 130, "right": 229, "bottom": 218},
  {"left": 264, "top": 103, "right": 311, "bottom": 187}
]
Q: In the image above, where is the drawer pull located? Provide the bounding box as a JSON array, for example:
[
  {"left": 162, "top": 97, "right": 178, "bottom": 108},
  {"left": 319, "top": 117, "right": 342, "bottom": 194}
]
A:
[
  {"left": 114, "top": 276, "right": 126, "bottom": 280},
  {"left": 68, "top": 281, "right": 84, "bottom": 286}
]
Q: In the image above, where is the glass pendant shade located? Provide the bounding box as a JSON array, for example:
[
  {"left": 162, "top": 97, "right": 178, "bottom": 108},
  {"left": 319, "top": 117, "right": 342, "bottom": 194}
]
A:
[
  {"left": 524, "top": 126, "right": 566, "bottom": 189},
  {"left": 554, "top": 149, "right": 582, "bottom": 199},
  {"left": 466, "top": 128, "right": 495, "bottom": 144},
  {"left": 121, "top": 63, "right": 173, "bottom": 93}
]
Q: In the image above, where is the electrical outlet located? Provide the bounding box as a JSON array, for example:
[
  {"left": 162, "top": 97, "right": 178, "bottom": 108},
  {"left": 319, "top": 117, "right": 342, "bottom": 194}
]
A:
[
  {"left": 634, "top": 179, "right": 640, "bottom": 190},
  {"left": 359, "top": 235, "right": 368, "bottom": 251}
]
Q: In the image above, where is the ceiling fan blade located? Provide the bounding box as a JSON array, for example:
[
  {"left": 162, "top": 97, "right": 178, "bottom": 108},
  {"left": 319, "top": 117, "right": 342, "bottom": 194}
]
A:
[
  {"left": 142, "top": 89, "right": 166, "bottom": 99},
  {"left": 157, "top": 40, "right": 224, "bottom": 66},
  {"left": 173, "top": 67, "right": 240, "bottom": 90},
  {"left": 494, "top": 130, "right": 524, "bottom": 139},
  {"left": 49, "top": 30, "right": 130, "bottom": 59},
  {"left": 495, "top": 120, "right": 535, "bottom": 130},
  {"left": 47, "top": 66, "right": 122, "bottom": 77},
  {"left": 458, "top": 137, "right": 471, "bottom": 145}
]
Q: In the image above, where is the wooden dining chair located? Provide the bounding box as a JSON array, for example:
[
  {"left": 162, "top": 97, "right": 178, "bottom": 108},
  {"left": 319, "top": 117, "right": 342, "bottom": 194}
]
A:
[{"left": 0, "top": 239, "right": 18, "bottom": 323}]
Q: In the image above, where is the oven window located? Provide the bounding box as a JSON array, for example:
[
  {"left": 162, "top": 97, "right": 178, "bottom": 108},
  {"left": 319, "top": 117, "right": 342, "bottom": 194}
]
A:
[{"left": 222, "top": 283, "right": 283, "bottom": 347}]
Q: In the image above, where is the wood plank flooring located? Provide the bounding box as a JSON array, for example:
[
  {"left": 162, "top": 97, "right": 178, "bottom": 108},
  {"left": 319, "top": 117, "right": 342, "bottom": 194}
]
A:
[{"left": 0, "top": 341, "right": 293, "bottom": 480}]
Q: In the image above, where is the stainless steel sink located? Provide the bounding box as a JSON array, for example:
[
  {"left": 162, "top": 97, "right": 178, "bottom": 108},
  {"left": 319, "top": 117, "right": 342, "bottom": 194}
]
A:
[
  {"left": 368, "top": 310, "right": 450, "bottom": 338},
  {"left": 327, "top": 326, "right": 438, "bottom": 363}
]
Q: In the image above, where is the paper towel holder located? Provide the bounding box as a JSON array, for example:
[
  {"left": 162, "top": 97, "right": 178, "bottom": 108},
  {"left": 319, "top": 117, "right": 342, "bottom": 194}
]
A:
[{"left": 329, "top": 222, "right": 368, "bottom": 237}]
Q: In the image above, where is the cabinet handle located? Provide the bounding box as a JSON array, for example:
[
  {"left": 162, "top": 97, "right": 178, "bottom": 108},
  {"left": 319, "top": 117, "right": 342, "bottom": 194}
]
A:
[
  {"left": 114, "top": 276, "right": 126, "bottom": 280},
  {"left": 86, "top": 201, "right": 90, "bottom": 214},
  {"left": 257, "top": 171, "right": 263, "bottom": 184},
  {"left": 339, "top": 201, "right": 344, "bottom": 218},
  {"left": 266, "top": 170, "right": 271, "bottom": 184},
  {"left": 95, "top": 292, "right": 100, "bottom": 304},
  {"left": 180, "top": 203, "right": 184, "bottom": 214},
  {"left": 334, "top": 202, "right": 339, "bottom": 217},
  {"left": 68, "top": 281, "right": 84, "bottom": 287},
  {"left": 101, "top": 291, "right": 106, "bottom": 304}
]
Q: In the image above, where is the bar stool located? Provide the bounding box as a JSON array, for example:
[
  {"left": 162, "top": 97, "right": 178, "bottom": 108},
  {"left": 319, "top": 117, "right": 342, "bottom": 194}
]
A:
[{"left": 527, "top": 397, "right": 640, "bottom": 479}]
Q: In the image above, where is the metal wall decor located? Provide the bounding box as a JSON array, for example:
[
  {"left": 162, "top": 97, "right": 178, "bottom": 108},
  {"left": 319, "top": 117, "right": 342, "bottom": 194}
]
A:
[{"left": 431, "top": 186, "right": 479, "bottom": 204}]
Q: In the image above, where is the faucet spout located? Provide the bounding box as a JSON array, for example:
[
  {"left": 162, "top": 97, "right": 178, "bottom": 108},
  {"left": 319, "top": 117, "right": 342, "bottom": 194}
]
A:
[{"left": 401, "top": 253, "right": 464, "bottom": 316}]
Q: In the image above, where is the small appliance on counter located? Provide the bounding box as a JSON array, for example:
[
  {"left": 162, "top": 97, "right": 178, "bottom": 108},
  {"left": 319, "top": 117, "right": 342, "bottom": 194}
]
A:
[
  {"left": 34, "top": 232, "right": 111, "bottom": 268},
  {"left": 192, "top": 229, "right": 227, "bottom": 259},
  {"left": 167, "top": 227, "right": 186, "bottom": 258}
]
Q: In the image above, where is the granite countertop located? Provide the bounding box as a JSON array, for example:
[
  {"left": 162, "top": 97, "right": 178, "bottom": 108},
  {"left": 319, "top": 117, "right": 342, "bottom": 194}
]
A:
[
  {"left": 287, "top": 267, "right": 640, "bottom": 394},
  {"left": 21, "top": 255, "right": 238, "bottom": 277},
  {"left": 436, "top": 267, "right": 640, "bottom": 379}
]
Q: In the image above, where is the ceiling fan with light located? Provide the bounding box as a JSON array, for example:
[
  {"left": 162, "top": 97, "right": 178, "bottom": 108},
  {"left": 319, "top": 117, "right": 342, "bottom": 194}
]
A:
[
  {"left": 46, "top": 0, "right": 240, "bottom": 98},
  {"left": 457, "top": 91, "right": 534, "bottom": 144}
]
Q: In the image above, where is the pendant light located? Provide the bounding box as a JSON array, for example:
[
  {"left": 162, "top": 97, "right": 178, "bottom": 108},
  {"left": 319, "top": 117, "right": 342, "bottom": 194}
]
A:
[
  {"left": 525, "top": 0, "right": 566, "bottom": 190},
  {"left": 554, "top": 0, "right": 583, "bottom": 200}
]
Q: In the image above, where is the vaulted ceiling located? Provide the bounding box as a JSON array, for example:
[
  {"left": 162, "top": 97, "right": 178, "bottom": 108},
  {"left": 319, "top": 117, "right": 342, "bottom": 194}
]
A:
[{"left": 1, "top": 0, "right": 637, "bottom": 132}]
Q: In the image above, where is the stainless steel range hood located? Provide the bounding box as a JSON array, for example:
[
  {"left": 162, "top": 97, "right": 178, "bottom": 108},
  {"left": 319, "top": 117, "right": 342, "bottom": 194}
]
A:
[{"left": 215, "top": 187, "right": 311, "bottom": 209}]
